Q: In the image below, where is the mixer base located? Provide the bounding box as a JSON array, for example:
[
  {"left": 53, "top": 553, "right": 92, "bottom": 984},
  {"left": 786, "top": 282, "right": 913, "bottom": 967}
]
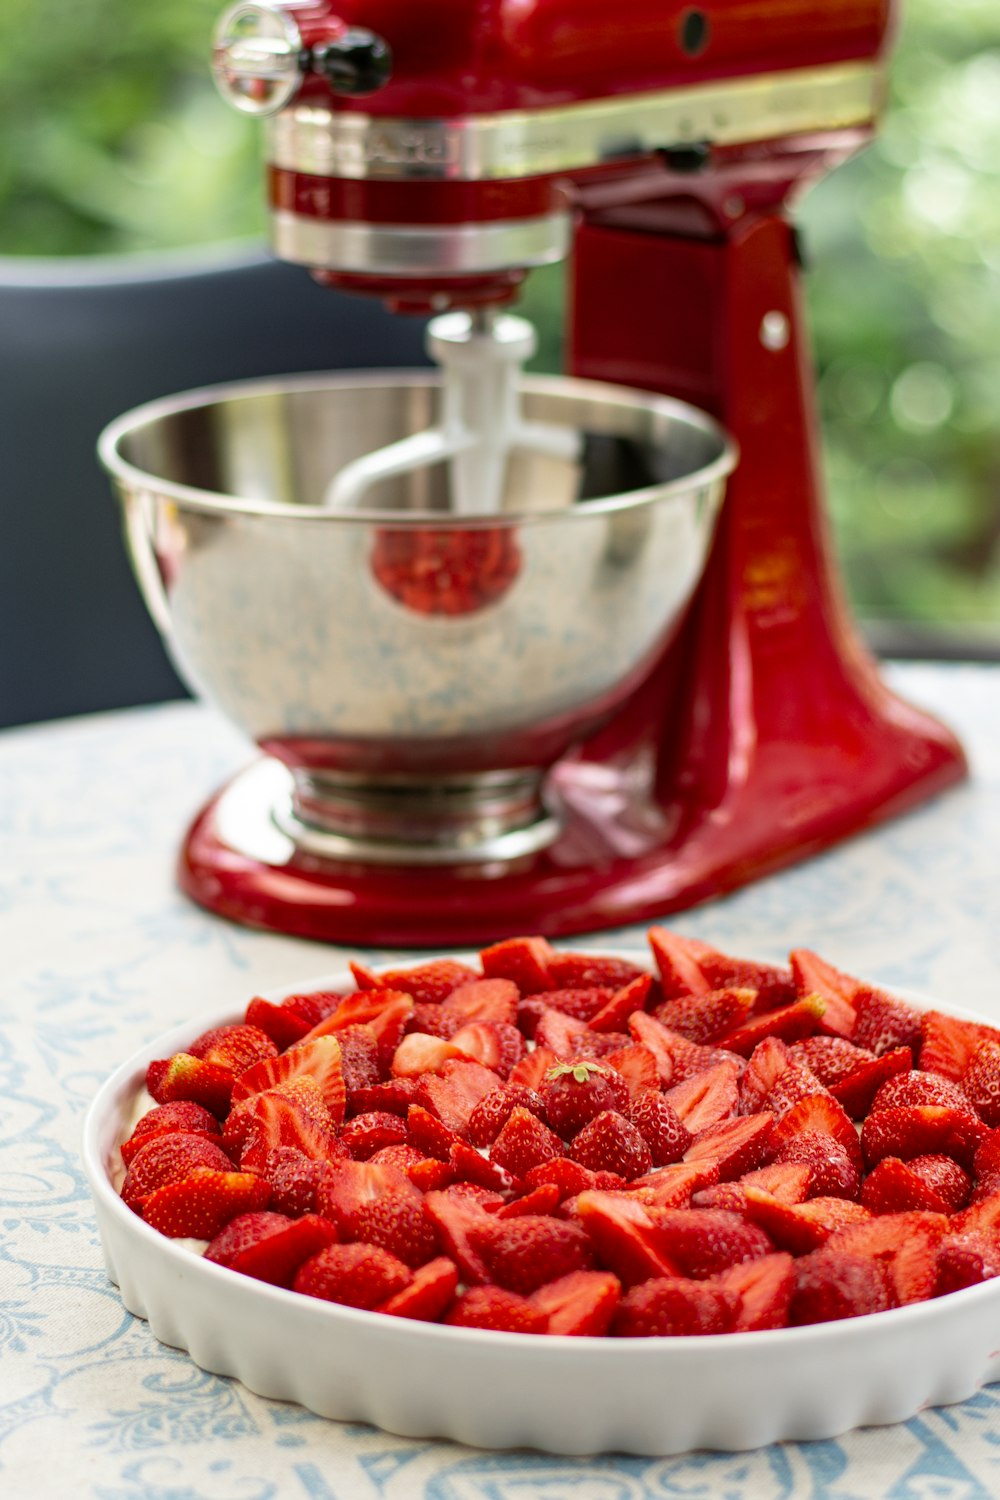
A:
[{"left": 179, "top": 708, "right": 967, "bottom": 948}]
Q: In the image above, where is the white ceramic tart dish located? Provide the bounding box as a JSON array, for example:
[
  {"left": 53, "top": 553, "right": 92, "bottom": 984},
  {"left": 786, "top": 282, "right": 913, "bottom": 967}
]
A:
[{"left": 82, "top": 956, "right": 1000, "bottom": 1457}]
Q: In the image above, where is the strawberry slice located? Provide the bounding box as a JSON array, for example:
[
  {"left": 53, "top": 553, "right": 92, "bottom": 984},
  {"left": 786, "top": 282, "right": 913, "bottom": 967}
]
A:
[
  {"left": 303, "top": 992, "right": 414, "bottom": 1063},
  {"left": 525, "top": 1156, "right": 626, "bottom": 1202},
  {"left": 548, "top": 952, "right": 647, "bottom": 991},
  {"left": 790, "top": 1248, "right": 894, "bottom": 1325},
  {"left": 935, "top": 1232, "right": 1000, "bottom": 1296},
  {"left": 788, "top": 950, "right": 858, "bottom": 1038},
  {"left": 263, "top": 1146, "right": 320, "bottom": 1217},
  {"left": 508, "top": 1045, "right": 560, "bottom": 1092},
  {"left": 614, "top": 1276, "right": 740, "bottom": 1337},
  {"left": 738, "top": 1037, "right": 793, "bottom": 1114},
  {"left": 120, "top": 1101, "right": 221, "bottom": 1166},
  {"left": 871, "top": 1069, "right": 970, "bottom": 1113},
  {"left": 829, "top": 1047, "right": 913, "bottom": 1120},
  {"left": 370, "top": 959, "right": 479, "bottom": 1005},
  {"left": 861, "top": 1104, "right": 988, "bottom": 1170},
  {"left": 646, "top": 926, "right": 714, "bottom": 997},
  {"left": 231, "top": 1035, "right": 346, "bottom": 1123},
  {"left": 741, "top": 1162, "right": 813, "bottom": 1205},
  {"left": 350, "top": 1190, "right": 440, "bottom": 1269},
  {"left": 769, "top": 1092, "right": 863, "bottom": 1175},
  {"left": 772, "top": 1128, "right": 860, "bottom": 1200},
  {"left": 523, "top": 987, "right": 615, "bottom": 1023},
  {"left": 423, "top": 1189, "right": 494, "bottom": 1283},
  {"left": 665, "top": 1059, "right": 741, "bottom": 1133},
  {"left": 469, "top": 1214, "right": 594, "bottom": 1294},
  {"left": 715, "top": 997, "right": 826, "bottom": 1057},
  {"left": 294, "top": 1242, "right": 412, "bottom": 1309},
  {"left": 407, "top": 1103, "right": 461, "bottom": 1160},
  {"left": 340, "top": 1112, "right": 409, "bottom": 1161},
  {"left": 627, "top": 1012, "right": 732, "bottom": 1087},
  {"left": 146, "top": 1053, "right": 235, "bottom": 1117},
  {"left": 390, "top": 1032, "right": 470, "bottom": 1078},
  {"left": 245, "top": 995, "right": 328, "bottom": 1050},
  {"left": 628, "top": 1161, "right": 720, "bottom": 1208},
  {"left": 440, "top": 978, "right": 520, "bottom": 1028},
  {"left": 588, "top": 975, "right": 653, "bottom": 1033},
  {"left": 953, "top": 1188, "right": 1000, "bottom": 1236},
  {"left": 852, "top": 989, "right": 922, "bottom": 1058},
  {"left": 237, "top": 1089, "right": 345, "bottom": 1172},
  {"left": 629, "top": 1091, "right": 691, "bottom": 1166},
  {"left": 574, "top": 1190, "right": 681, "bottom": 1286},
  {"left": 349, "top": 1078, "right": 420, "bottom": 1118},
  {"left": 448, "top": 1020, "right": 524, "bottom": 1077},
  {"left": 826, "top": 1211, "right": 948, "bottom": 1305},
  {"left": 417, "top": 1059, "right": 502, "bottom": 1137},
  {"left": 743, "top": 1190, "right": 871, "bottom": 1253},
  {"left": 569, "top": 1110, "right": 652, "bottom": 1181},
  {"left": 205, "top": 1210, "right": 338, "bottom": 1286},
  {"left": 683, "top": 1113, "right": 774, "bottom": 1182},
  {"left": 489, "top": 1106, "right": 563, "bottom": 1178},
  {"left": 190, "top": 1023, "right": 278, "bottom": 1075},
  {"left": 375, "top": 1256, "right": 459, "bottom": 1321},
  {"left": 316, "top": 1159, "right": 421, "bottom": 1236},
  {"left": 449, "top": 1140, "right": 516, "bottom": 1194},
  {"left": 534, "top": 1008, "right": 591, "bottom": 1058},
  {"left": 467, "top": 1084, "right": 546, "bottom": 1149},
  {"left": 143, "top": 1167, "right": 270, "bottom": 1239},
  {"left": 963, "top": 1040, "right": 1000, "bottom": 1127},
  {"left": 646, "top": 1207, "right": 773, "bottom": 1278},
  {"left": 788, "top": 1035, "right": 874, "bottom": 1087},
  {"left": 493, "top": 1184, "right": 562, "bottom": 1219},
  {"left": 714, "top": 1252, "right": 795, "bottom": 1331},
  {"left": 445, "top": 1286, "right": 548, "bottom": 1333},
  {"left": 531, "top": 1270, "right": 622, "bottom": 1336},
  {"left": 861, "top": 1156, "right": 958, "bottom": 1215},
  {"left": 121, "top": 1131, "right": 234, "bottom": 1211},
  {"left": 654, "top": 987, "right": 757, "bottom": 1045},
  {"left": 604, "top": 1044, "right": 660, "bottom": 1100},
  {"left": 479, "top": 936, "right": 555, "bottom": 994}
]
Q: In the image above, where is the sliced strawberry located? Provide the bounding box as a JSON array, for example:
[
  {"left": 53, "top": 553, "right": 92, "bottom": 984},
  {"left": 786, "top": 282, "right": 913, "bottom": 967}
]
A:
[
  {"left": 479, "top": 936, "right": 556, "bottom": 994},
  {"left": 588, "top": 975, "right": 653, "bottom": 1033},
  {"left": 224, "top": 1076, "right": 331, "bottom": 1156},
  {"left": 614, "top": 1276, "right": 740, "bottom": 1336},
  {"left": 627, "top": 1012, "right": 733, "bottom": 1087},
  {"left": 921, "top": 1011, "right": 997, "bottom": 1081},
  {"left": 349, "top": 1078, "right": 420, "bottom": 1118},
  {"left": 826, "top": 1211, "right": 948, "bottom": 1305},
  {"left": 534, "top": 1008, "right": 591, "bottom": 1059},
  {"left": 852, "top": 989, "right": 922, "bottom": 1058},
  {"left": 417, "top": 1059, "right": 503, "bottom": 1137},
  {"left": 575, "top": 1190, "right": 681, "bottom": 1286},
  {"left": 529, "top": 987, "right": 616, "bottom": 1023},
  {"left": 372, "top": 958, "right": 479, "bottom": 1005},
  {"left": 738, "top": 1037, "right": 793, "bottom": 1114},
  {"left": 444, "top": 1286, "right": 548, "bottom": 1333},
  {"left": 646, "top": 1208, "right": 773, "bottom": 1278},
  {"left": 715, "top": 1252, "right": 795, "bottom": 1331},
  {"left": 743, "top": 1190, "right": 871, "bottom": 1253},
  {"left": 790, "top": 1248, "right": 894, "bottom": 1325},
  {"left": 407, "top": 1102, "right": 461, "bottom": 1160},
  {"left": 788, "top": 1035, "right": 874, "bottom": 1088},
  {"left": 120, "top": 1100, "right": 221, "bottom": 1166},
  {"left": 548, "top": 952, "right": 647, "bottom": 991},
  {"left": 423, "top": 1189, "right": 494, "bottom": 1283},
  {"left": 683, "top": 1113, "right": 774, "bottom": 1182},
  {"left": 654, "top": 987, "right": 756, "bottom": 1045},
  {"left": 953, "top": 1188, "right": 1000, "bottom": 1236},
  {"left": 206, "top": 1211, "right": 338, "bottom": 1286},
  {"left": 569, "top": 1110, "right": 652, "bottom": 1181},
  {"left": 375, "top": 1256, "right": 460, "bottom": 1321},
  {"left": 493, "top": 1184, "right": 562, "bottom": 1219},
  {"left": 350, "top": 1191, "right": 439, "bottom": 1269},
  {"left": 541, "top": 1059, "right": 631, "bottom": 1139},
  {"left": 715, "top": 997, "right": 826, "bottom": 1058},
  {"left": 190, "top": 1023, "right": 278, "bottom": 1077},
  {"left": 448, "top": 1020, "right": 524, "bottom": 1077},
  {"left": 694, "top": 951, "right": 795, "bottom": 1012},
  {"left": 490, "top": 1106, "right": 564, "bottom": 1178},
  {"left": 871, "top": 1069, "right": 970, "bottom": 1114},
  {"left": 406, "top": 1003, "right": 465, "bottom": 1040},
  {"left": 769, "top": 1093, "right": 863, "bottom": 1175},
  {"left": 861, "top": 1156, "right": 957, "bottom": 1216},
  {"left": 121, "top": 1131, "right": 234, "bottom": 1212},
  {"left": 861, "top": 1105, "right": 988, "bottom": 1170},
  {"left": 231, "top": 1035, "right": 346, "bottom": 1123},
  {"left": 761, "top": 1057, "right": 831, "bottom": 1120},
  {"left": 604, "top": 1043, "right": 660, "bottom": 1101},
  {"left": 469, "top": 1214, "right": 594, "bottom": 1294},
  {"left": 829, "top": 1047, "right": 913, "bottom": 1120},
  {"left": 146, "top": 1053, "right": 234, "bottom": 1117},
  {"left": 316, "top": 1158, "right": 420, "bottom": 1237},
  {"left": 508, "top": 1045, "right": 560, "bottom": 1092},
  {"left": 646, "top": 926, "right": 714, "bottom": 997},
  {"left": 907, "top": 1153, "right": 970, "bottom": 1212},
  {"left": 349, "top": 961, "right": 380, "bottom": 990},
  {"left": 628, "top": 1161, "right": 720, "bottom": 1209},
  {"left": 772, "top": 1128, "right": 860, "bottom": 1200},
  {"left": 245, "top": 995, "right": 319, "bottom": 1050},
  {"left": 238, "top": 1090, "right": 344, "bottom": 1174},
  {"left": 740, "top": 1162, "right": 813, "bottom": 1205},
  {"left": 935, "top": 1232, "right": 1000, "bottom": 1296},
  {"left": 449, "top": 1140, "right": 516, "bottom": 1194},
  {"left": 467, "top": 1084, "right": 546, "bottom": 1149},
  {"left": 530, "top": 1269, "right": 622, "bottom": 1336},
  {"left": 440, "top": 978, "right": 520, "bottom": 1028},
  {"left": 963, "top": 1041, "right": 1000, "bottom": 1127},
  {"left": 524, "top": 1156, "right": 625, "bottom": 1203},
  {"left": 335, "top": 1024, "right": 381, "bottom": 1096},
  {"left": 341, "top": 1111, "right": 409, "bottom": 1161},
  {"left": 407, "top": 1157, "right": 456, "bottom": 1192},
  {"left": 301, "top": 990, "right": 412, "bottom": 1060},
  {"left": 262, "top": 1146, "right": 319, "bottom": 1217},
  {"left": 143, "top": 1167, "right": 270, "bottom": 1239},
  {"left": 294, "top": 1241, "right": 411, "bottom": 1309},
  {"left": 788, "top": 949, "right": 859, "bottom": 1036},
  {"left": 391, "top": 1032, "right": 470, "bottom": 1078},
  {"left": 629, "top": 1090, "right": 691, "bottom": 1166},
  {"left": 665, "top": 1059, "right": 741, "bottom": 1134}
]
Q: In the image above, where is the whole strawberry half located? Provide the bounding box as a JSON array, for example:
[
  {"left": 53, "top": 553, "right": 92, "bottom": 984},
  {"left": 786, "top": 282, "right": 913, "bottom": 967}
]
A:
[
  {"left": 570, "top": 1110, "right": 652, "bottom": 1181},
  {"left": 294, "top": 1242, "right": 412, "bottom": 1309},
  {"left": 614, "top": 1276, "right": 741, "bottom": 1337},
  {"left": 469, "top": 1215, "right": 594, "bottom": 1295}
]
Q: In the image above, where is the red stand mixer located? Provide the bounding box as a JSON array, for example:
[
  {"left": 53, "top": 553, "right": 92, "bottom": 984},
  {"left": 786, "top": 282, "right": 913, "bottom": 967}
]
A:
[{"left": 103, "top": 0, "right": 966, "bottom": 946}]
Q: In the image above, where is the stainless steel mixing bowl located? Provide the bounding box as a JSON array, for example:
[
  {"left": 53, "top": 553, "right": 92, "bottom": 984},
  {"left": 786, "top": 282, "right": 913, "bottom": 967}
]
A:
[{"left": 99, "top": 371, "right": 735, "bottom": 862}]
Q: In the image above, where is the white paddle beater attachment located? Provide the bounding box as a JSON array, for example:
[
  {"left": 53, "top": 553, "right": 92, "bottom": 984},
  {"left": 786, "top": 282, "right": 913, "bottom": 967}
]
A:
[{"left": 324, "top": 310, "right": 581, "bottom": 515}]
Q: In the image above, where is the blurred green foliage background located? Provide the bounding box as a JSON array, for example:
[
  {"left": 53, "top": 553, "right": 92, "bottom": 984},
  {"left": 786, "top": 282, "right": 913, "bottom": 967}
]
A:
[{"left": 2, "top": 0, "right": 999, "bottom": 649}]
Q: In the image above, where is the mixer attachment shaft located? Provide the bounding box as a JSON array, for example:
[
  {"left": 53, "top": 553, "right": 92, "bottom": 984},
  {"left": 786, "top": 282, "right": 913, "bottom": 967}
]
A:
[{"left": 324, "top": 309, "right": 580, "bottom": 514}]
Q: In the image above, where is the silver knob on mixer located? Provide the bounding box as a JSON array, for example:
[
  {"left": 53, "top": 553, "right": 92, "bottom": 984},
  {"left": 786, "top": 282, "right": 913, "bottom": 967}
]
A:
[{"left": 212, "top": 2, "right": 304, "bottom": 116}]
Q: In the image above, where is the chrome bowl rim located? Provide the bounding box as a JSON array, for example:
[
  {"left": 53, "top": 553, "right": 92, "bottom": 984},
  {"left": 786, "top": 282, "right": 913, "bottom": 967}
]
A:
[{"left": 98, "top": 368, "right": 738, "bottom": 526}]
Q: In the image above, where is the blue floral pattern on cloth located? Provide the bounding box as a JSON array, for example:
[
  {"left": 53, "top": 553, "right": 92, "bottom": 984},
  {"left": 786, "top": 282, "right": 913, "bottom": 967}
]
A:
[{"left": 2, "top": 664, "right": 1000, "bottom": 1498}]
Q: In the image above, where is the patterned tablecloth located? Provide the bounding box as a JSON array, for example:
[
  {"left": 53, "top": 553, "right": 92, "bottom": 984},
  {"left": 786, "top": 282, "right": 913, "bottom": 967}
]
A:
[{"left": 3, "top": 662, "right": 1000, "bottom": 1500}]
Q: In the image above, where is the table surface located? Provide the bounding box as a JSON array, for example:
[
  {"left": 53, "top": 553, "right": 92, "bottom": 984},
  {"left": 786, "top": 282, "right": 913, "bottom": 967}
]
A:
[{"left": 3, "top": 662, "right": 1000, "bottom": 1500}]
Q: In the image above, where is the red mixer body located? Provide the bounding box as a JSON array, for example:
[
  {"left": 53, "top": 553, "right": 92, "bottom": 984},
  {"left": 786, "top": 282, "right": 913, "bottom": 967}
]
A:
[{"left": 182, "top": 0, "right": 967, "bottom": 944}]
